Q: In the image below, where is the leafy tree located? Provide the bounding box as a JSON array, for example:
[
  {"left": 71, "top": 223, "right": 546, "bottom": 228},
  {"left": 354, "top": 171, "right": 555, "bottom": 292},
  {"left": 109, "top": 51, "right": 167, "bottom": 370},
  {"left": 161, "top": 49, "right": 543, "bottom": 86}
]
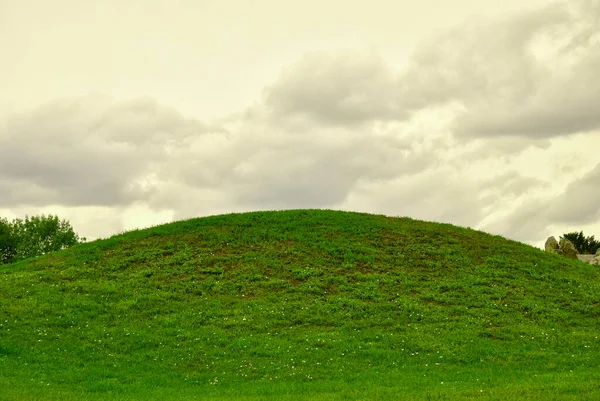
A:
[
  {"left": 563, "top": 231, "right": 600, "bottom": 254},
  {"left": 0, "top": 217, "right": 17, "bottom": 264},
  {"left": 0, "top": 214, "right": 80, "bottom": 264}
]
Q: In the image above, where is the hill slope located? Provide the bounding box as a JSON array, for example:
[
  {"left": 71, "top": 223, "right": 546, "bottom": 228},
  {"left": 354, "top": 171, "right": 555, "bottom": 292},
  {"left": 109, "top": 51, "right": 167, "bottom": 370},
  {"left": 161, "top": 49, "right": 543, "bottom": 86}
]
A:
[{"left": 1, "top": 209, "right": 599, "bottom": 400}]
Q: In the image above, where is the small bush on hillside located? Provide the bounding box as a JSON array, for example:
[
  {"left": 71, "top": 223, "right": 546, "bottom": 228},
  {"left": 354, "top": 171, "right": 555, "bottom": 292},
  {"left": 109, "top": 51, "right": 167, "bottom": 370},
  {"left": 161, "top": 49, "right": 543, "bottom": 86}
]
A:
[{"left": 563, "top": 231, "right": 600, "bottom": 254}]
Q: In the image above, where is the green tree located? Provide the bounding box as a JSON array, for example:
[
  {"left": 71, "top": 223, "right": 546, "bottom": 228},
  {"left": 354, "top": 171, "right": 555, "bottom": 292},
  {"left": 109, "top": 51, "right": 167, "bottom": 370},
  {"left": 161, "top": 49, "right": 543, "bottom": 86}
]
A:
[
  {"left": 0, "top": 214, "right": 80, "bottom": 264},
  {"left": 0, "top": 217, "right": 17, "bottom": 264},
  {"left": 563, "top": 231, "right": 600, "bottom": 254}
]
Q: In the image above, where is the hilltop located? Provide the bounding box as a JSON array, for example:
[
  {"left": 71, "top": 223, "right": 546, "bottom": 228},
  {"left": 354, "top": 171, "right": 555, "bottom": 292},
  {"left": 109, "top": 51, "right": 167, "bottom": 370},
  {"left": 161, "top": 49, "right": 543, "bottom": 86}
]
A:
[{"left": 1, "top": 209, "right": 599, "bottom": 400}]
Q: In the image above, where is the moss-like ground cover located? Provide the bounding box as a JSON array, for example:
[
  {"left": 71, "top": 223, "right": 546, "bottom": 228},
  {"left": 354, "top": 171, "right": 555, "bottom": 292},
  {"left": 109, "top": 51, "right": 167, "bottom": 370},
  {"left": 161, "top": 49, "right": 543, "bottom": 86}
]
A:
[{"left": 1, "top": 209, "right": 599, "bottom": 400}]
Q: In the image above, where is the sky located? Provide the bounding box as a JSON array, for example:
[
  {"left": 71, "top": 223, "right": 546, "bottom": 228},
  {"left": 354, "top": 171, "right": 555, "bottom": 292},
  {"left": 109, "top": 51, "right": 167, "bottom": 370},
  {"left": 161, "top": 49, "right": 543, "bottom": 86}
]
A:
[{"left": 1, "top": 0, "right": 599, "bottom": 249}]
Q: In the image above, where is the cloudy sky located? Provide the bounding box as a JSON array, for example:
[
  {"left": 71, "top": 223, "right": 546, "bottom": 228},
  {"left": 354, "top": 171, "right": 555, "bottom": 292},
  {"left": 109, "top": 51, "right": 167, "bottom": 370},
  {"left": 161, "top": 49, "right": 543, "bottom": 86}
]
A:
[{"left": 1, "top": 0, "right": 599, "bottom": 249}]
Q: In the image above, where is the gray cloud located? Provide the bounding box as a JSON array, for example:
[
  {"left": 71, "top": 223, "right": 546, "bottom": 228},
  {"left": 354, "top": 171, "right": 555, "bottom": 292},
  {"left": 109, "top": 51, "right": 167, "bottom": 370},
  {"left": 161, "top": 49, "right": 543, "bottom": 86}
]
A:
[
  {"left": 0, "top": 92, "right": 440, "bottom": 223},
  {"left": 226, "top": 133, "right": 431, "bottom": 209},
  {"left": 259, "top": 0, "right": 600, "bottom": 140},
  {"left": 400, "top": 0, "right": 600, "bottom": 139},
  {"left": 480, "top": 162, "right": 600, "bottom": 243},
  {"left": 346, "top": 168, "right": 488, "bottom": 228},
  {"left": 480, "top": 199, "right": 554, "bottom": 244},
  {"left": 0, "top": 97, "right": 218, "bottom": 207},
  {"left": 263, "top": 49, "right": 406, "bottom": 126},
  {"left": 548, "top": 163, "right": 600, "bottom": 223},
  {"left": 481, "top": 171, "right": 547, "bottom": 197}
]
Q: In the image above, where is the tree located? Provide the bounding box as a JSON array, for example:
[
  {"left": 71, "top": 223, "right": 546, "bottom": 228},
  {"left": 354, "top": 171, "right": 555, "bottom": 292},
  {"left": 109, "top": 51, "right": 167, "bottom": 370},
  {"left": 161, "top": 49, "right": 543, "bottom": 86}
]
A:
[
  {"left": 563, "top": 231, "right": 600, "bottom": 254},
  {"left": 0, "top": 214, "right": 80, "bottom": 264},
  {"left": 0, "top": 217, "right": 17, "bottom": 264}
]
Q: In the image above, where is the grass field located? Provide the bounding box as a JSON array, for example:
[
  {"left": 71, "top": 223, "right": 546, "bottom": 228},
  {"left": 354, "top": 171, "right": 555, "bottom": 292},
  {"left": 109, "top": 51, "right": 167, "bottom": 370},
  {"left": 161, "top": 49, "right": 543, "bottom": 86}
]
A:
[{"left": 1, "top": 209, "right": 599, "bottom": 400}]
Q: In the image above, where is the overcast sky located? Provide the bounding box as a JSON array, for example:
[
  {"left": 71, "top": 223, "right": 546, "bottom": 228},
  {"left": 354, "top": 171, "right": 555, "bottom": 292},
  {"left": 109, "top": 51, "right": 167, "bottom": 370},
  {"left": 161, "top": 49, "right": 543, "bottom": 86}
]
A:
[{"left": 1, "top": 0, "right": 599, "bottom": 249}]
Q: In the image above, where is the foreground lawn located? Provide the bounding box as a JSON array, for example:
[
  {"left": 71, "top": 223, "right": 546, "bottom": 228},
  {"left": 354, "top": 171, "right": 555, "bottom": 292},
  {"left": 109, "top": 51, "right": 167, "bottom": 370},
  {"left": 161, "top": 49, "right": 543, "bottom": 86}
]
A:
[{"left": 1, "top": 209, "right": 599, "bottom": 400}]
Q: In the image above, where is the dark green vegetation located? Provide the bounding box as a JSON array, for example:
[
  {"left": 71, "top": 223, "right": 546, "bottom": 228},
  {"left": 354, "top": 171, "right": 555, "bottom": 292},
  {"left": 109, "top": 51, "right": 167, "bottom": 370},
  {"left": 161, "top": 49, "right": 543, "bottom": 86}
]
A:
[
  {"left": 0, "top": 214, "right": 80, "bottom": 264},
  {"left": 1, "top": 209, "right": 599, "bottom": 400},
  {"left": 563, "top": 231, "right": 600, "bottom": 255}
]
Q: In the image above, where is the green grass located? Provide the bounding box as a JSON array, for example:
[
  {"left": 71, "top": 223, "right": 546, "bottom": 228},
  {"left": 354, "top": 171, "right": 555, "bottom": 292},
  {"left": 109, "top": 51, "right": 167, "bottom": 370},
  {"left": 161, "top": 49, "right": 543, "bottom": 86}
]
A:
[{"left": 1, "top": 209, "right": 599, "bottom": 400}]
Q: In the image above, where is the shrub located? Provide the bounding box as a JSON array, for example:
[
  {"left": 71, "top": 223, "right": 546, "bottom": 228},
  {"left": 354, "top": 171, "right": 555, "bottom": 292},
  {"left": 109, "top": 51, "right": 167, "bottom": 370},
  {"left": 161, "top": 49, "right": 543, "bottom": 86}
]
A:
[{"left": 562, "top": 231, "right": 600, "bottom": 254}]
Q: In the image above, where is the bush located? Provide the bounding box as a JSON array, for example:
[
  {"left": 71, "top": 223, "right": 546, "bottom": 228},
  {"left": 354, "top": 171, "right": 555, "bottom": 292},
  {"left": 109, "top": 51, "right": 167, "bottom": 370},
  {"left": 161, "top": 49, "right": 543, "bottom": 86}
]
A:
[
  {"left": 0, "top": 218, "right": 17, "bottom": 264},
  {"left": 0, "top": 214, "right": 81, "bottom": 264},
  {"left": 562, "top": 231, "right": 600, "bottom": 254}
]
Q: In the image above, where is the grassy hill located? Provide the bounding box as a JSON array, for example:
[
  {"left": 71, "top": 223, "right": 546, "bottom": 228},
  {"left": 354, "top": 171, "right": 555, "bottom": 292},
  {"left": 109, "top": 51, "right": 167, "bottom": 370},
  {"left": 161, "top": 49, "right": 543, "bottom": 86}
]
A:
[{"left": 1, "top": 209, "right": 599, "bottom": 400}]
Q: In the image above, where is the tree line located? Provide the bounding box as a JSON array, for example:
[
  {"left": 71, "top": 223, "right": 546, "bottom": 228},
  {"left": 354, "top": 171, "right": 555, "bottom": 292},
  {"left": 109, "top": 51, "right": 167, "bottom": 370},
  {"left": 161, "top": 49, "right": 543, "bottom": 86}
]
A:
[{"left": 0, "top": 214, "right": 82, "bottom": 264}]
